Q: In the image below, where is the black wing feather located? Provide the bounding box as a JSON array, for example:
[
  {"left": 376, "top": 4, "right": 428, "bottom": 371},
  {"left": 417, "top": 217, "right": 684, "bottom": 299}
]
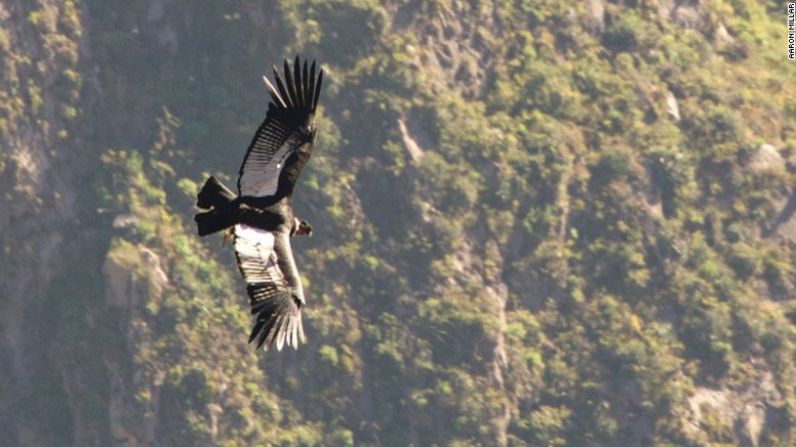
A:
[
  {"left": 284, "top": 59, "right": 298, "bottom": 109},
  {"left": 313, "top": 70, "right": 323, "bottom": 111},
  {"left": 262, "top": 75, "right": 287, "bottom": 108},
  {"left": 308, "top": 61, "right": 316, "bottom": 109},
  {"left": 273, "top": 66, "right": 293, "bottom": 108},
  {"left": 293, "top": 56, "right": 304, "bottom": 108},
  {"left": 237, "top": 57, "right": 323, "bottom": 198},
  {"left": 302, "top": 60, "right": 310, "bottom": 109}
]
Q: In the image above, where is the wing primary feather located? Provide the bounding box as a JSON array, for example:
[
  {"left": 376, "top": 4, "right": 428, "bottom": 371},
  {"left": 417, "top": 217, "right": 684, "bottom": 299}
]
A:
[
  {"left": 284, "top": 59, "right": 297, "bottom": 110},
  {"left": 276, "top": 324, "right": 287, "bottom": 351},
  {"left": 259, "top": 314, "right": 279, "bottom": 349},
  {"left": 301, "top": 59, "right": 313, "bottom": 110},
  {"left": 290, "top": 316, "right": 299, "bottom": 348},
  {"left": 298, "top": 315, "right": 306, "bottom": 343},
  {"left": 313, "top": 69, "right": 323, "bottom": 112},
  {"left": 249, "top": 318, "right": 265, "bottom": 344},
  {"left": 293, "top": 56, "right": 303, "bottom": 110},
  {"left": 285, "top": 316, "right": 296, "bottom": 348},
  {"left": 308, "top": 61, "right": 316, "bottom": 110},
  {"left": 267, "top": 314, "right": 285, "bottom": 348},
  {"left": 301, "top": 59, "right": 312, "bottom": 110},
  {"left": 273, "top": 66, "right": 292, "bottom": 108},
  {"left": 254, "top": 317, "right": 270, "bottom": 348},
  {"left": 262, "top": 75, "right": 287, "bottom": 108}
]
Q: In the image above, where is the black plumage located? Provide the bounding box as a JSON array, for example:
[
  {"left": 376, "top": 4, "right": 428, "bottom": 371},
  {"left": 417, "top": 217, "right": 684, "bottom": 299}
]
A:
[{"left": 194, "top": 56, "right": 322, "bottom": 350}]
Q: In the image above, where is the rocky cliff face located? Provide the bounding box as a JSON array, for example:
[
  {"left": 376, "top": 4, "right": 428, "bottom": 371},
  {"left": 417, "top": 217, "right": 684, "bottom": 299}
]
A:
[
  {"left": 0, "top": 1, "right": 94, "bottom": 443},
  {"left": 2, "top": 1, "right": 796, "bottom": 446}
]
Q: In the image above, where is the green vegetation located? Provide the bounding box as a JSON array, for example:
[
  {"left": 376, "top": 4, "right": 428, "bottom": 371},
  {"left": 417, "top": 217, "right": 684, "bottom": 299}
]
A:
[{"left": 2, "top": 0, "right": 795, "bottom": 446}]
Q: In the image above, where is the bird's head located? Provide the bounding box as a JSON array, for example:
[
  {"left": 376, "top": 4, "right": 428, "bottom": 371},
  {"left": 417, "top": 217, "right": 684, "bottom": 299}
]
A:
[{"left": 291, "top": 218, "right": 313, "bottom": 237}]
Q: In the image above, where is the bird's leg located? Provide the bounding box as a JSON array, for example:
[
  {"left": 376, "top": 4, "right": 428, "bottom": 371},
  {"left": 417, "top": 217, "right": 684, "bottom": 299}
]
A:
[
  {"left": 222, "top": 227, "right": 235, "bottom": 246},
  {"left": 291, "top": 217, "right": 313, "bottom": 237}
]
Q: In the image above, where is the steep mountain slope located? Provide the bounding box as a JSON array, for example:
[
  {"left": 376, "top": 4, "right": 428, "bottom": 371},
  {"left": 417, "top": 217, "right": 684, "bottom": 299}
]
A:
[{"left": 1, "top": 0, "right": 795, "bottom": 446}]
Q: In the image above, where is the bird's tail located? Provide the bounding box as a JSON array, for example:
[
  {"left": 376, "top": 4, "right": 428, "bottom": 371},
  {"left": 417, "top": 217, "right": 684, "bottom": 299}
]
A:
[
  {"left": 195, "top": 209, "right": 236, "bottom": 236},
  {"left": 195, "top": 176, "right": 237, "bottom": 237},
  {"left": 196, "top": 176, "right": 235, "bottom": 209}
]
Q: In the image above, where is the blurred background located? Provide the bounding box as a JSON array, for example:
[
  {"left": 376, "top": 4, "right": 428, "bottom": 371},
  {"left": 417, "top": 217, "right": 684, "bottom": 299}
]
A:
[{"left": 1, "top": 0, "right": 795, "bottom": 446}]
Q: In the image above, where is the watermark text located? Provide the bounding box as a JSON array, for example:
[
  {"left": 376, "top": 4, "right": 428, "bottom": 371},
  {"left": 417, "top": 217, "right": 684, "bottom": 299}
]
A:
[{"left": 789, "top": 2, "right": 795, "bottom": 59}]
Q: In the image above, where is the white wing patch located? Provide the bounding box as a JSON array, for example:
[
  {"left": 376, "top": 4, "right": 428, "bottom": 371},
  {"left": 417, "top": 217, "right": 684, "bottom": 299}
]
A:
[
  {"left": 233, "top": 224, "right": 283, "bottom": 284},
  {"left": 238, "top": 133, "right": 303, "bottom": 198},
  {"left": 233, "top": 224, "right": 305, "bottom": 350}
]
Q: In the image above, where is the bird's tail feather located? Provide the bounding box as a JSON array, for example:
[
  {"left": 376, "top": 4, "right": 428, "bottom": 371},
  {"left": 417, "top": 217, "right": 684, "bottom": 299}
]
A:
[
  {"left": 195, "top": 176, "right": 237, "bottom": 237},
  {"left": 195, "top": 209, "right": 236, "bottom": 237},
  {"left": 196, "top": 176, "right": 235, "bottom": 210}
]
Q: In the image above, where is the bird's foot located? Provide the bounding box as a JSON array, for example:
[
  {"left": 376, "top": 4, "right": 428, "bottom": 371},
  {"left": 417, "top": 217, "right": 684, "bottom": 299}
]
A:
[{"left": 222, "top": 227, "right": 235, "bottom": 246}]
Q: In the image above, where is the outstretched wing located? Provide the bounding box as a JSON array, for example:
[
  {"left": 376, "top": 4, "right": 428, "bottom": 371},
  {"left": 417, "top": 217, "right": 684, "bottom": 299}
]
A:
[
  {"left": 237, "top": 56, "right": 323, "bottom": 198},
  {"left": 233, "top": 224, "right": 305, "bottom": 350}
]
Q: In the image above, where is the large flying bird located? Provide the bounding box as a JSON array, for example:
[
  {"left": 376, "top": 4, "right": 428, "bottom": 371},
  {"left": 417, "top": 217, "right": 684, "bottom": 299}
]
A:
[{"left": 194, "top": 56, "right": 322, "bottom": 351}]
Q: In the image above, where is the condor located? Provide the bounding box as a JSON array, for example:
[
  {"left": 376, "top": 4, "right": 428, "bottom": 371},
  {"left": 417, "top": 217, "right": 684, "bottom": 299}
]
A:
[{"left": 194, "top": 56, "right": 323, "bottom": 351}]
